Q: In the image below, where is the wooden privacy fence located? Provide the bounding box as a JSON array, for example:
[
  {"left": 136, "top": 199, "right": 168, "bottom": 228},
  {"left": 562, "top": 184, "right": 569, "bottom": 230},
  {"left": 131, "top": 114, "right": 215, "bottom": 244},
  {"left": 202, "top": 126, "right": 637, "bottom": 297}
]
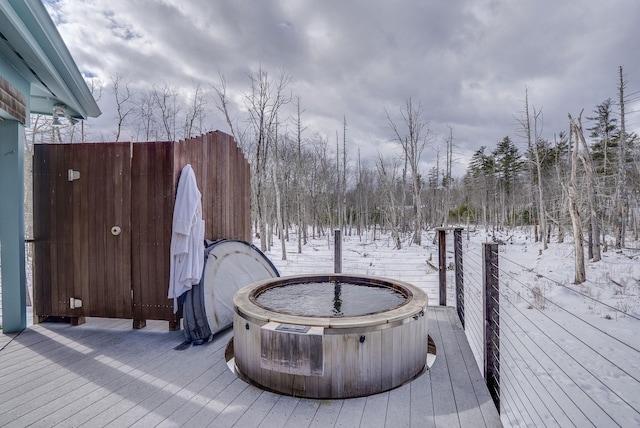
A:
[{"left": 33, "top": 131, "right": 250, "bottom": 329}]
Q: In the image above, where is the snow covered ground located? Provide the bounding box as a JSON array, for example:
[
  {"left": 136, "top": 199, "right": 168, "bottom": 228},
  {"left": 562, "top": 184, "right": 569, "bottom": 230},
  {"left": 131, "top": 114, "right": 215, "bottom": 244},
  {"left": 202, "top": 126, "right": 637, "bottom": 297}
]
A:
[{"left": 259, "top": 227, "right": 640, "bottom": 427}]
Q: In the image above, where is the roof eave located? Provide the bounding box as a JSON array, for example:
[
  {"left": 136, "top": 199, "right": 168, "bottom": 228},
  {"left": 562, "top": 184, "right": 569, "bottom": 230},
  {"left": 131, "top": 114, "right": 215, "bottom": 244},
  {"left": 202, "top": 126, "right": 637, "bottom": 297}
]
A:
[{"left": 1, "top": 0, "right": 101, "bottom": 119}]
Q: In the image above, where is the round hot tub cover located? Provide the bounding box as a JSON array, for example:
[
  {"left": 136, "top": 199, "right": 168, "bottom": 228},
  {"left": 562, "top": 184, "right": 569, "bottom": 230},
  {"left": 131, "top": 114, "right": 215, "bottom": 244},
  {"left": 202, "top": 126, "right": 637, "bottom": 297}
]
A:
[{"left": 182, "top": 239, "right": 279, "bottom": 344}]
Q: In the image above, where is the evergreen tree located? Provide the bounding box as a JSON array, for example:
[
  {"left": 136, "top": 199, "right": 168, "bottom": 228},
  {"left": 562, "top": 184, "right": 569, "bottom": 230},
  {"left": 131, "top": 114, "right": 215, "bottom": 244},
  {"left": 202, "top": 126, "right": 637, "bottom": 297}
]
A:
[
  {"left": 587, "top": 98, "right": 619, "bottom": 181},
  {"left": 492, "top": 136, "right": 524, "bottom": 195},
  {"left": 465, "top": 146, "right": 496, "bottom": 228}
]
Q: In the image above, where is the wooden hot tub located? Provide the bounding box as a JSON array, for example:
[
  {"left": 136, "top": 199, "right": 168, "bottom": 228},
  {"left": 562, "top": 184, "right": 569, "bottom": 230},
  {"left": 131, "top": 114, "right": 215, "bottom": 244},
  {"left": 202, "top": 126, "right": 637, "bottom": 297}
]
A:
[{"left": 233, "top": 274, "right": 429, "bottom": 398}]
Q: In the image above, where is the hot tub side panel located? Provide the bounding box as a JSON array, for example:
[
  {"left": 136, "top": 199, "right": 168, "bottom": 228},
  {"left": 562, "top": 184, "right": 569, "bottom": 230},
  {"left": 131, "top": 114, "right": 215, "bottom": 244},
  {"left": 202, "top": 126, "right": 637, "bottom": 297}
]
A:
[{"left": 233, "top": 308, "right": 428, "bottom": 399}]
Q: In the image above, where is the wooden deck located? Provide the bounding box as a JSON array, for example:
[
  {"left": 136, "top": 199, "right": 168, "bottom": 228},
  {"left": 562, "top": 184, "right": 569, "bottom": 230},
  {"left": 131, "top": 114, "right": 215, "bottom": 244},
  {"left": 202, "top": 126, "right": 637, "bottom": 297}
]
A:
[{"left": 0, "top": 306, "right": 501, "bottom": 427}]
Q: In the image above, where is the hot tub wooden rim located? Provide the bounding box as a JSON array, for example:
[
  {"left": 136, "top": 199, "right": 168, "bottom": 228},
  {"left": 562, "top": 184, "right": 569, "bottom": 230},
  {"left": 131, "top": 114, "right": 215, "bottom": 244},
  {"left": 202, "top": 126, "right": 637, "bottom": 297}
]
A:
[{"left": 234, "top": 274, "right": 429, "bottom": 331}]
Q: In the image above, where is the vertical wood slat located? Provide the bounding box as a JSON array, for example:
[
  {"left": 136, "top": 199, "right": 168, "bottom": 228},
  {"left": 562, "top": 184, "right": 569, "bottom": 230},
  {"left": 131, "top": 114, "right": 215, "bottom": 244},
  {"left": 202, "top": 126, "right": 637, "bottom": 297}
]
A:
[
  {"left": 151, "top": 142, "right": 165, "bottom": 320},
  {"left": 86, "top": 143, "right": 99, "bottom": 315},
  {"left": 33, "top": 144, "right": 51, "bottom": 317},
  {"left": 130, "top": 142, "right": 145, "bottom": 323},
  {"left": 114, "top": 144, "right": 132, "bottom": 318},
  {"left": 52, "top": 144, "right": 70, "bottom": 315},
  {"left": 61, "top": 145, "right": 74, "bottom": 316},
  {"left": 132, "top": 141, "right": 175, "bottom": 323},
  {"left": 48, "top": 145, "right": 60, "bottom": 315},
  {"left": 103, "top": 145, "right": 115, "bottom": 317},
  {"left": 74, "top": 144, "right": 90, "bottom": 317},
  {"left": 95, "top": 145, "right": 109, "bottom": 316}
]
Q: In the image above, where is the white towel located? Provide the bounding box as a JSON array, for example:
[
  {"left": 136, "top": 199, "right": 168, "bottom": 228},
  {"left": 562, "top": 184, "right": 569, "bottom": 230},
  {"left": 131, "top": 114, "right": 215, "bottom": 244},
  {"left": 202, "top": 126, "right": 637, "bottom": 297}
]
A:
[{"left": 168, "top": 164, "right": 205, "bottom": 312}]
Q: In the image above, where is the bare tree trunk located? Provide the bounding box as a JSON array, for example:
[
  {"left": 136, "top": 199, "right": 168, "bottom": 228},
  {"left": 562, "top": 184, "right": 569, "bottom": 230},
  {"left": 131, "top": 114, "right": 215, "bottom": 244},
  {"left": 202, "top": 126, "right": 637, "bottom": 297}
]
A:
[
  {"left": 295, "top": 97, "right": 304, "bottom": 254},
  {"left": 343, "top": 115, "right": 348, "bottom": 235},
  {"left": 532, "top": 107, "right": 548, "bottom": 248},
  {"left": 386, "top": 98, "right": 430, "bottom": 246},
  {"left": 336, "top": 132, "right": 341, "bottom": 231},
  {"left": 183, "top": 84, "right": 206, "bottom": 139},
  {"left": 566, "top": 116, "right": 586, "bottom": 284},
  {"left": 112, "top": 74, "right": 134, "bottom": 143},
  {"left": 272, "top": 164, "right": 286, "bottom": 260},
  {"left": 616, "top": 66, "right": 628, "bottom": 248},
  {"left": 376, "top": 153, "right": 402, "bottom": 250},
  {"left": 569, "top": 111, "right": 601, "bottom": 262},
  {"left": 153, "top": 83, "right": 181, "bottom": 142},
  {"left": 442, "top": 126, "right": 453, "bottom": 227},
  {"left": 519, "top": 89, "right": 546, "bottom": 248}
]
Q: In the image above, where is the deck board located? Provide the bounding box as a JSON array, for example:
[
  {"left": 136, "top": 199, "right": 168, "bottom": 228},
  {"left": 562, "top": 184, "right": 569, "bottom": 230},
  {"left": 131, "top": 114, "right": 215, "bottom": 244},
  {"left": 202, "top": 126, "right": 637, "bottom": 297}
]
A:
[{"left": 0, "top": 307, "right": 501, "bottom": 427}]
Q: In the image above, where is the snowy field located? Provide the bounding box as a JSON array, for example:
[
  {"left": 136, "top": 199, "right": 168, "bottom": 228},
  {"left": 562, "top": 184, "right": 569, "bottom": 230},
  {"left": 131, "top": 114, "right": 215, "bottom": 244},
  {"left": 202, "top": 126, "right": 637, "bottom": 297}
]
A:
[{"left": 259, "top": 228, "right": 640, "bottom": 427}]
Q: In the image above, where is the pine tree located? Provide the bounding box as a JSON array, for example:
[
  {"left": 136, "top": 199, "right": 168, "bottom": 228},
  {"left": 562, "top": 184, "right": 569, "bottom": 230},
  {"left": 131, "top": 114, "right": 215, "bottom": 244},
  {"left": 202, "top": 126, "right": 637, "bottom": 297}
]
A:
[{"left": 587, "top": 98, "right": 619, "bottom": 185}]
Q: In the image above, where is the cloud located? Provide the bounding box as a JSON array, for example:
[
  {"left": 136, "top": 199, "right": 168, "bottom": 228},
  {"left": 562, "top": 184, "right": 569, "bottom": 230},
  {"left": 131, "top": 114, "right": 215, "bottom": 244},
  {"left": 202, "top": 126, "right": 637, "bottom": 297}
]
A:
[{"left": 45, "top": 0, "right": 640, "bottom": 176}]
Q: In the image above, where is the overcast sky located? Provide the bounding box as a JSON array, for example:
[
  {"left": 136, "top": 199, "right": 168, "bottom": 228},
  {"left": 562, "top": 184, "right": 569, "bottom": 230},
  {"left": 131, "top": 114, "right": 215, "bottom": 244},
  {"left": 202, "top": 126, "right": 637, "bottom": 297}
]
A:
[{"left": 44, "top": 0, "right": 640, "bottom": 177}]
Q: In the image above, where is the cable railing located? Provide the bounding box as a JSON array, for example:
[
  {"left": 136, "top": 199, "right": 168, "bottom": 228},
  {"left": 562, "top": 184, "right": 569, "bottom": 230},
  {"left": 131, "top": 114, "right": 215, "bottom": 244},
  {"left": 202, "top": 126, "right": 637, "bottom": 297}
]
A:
[{"left": 461, "top": 241, "right": 640, "bottom": 427}]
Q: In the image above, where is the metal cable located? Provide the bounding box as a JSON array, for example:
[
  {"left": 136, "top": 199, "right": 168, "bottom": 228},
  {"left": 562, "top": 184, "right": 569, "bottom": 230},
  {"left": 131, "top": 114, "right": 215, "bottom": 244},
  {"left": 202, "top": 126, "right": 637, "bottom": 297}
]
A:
[{"left": 499, "top": 298, "right": 625, "bottom": 426}]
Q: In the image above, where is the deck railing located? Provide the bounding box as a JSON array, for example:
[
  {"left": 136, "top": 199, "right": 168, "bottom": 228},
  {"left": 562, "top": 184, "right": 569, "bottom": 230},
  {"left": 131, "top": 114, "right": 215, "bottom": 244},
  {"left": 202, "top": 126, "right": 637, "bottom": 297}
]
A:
[{"left": 445, "top": 230, "right": 640, "bottom": 427}]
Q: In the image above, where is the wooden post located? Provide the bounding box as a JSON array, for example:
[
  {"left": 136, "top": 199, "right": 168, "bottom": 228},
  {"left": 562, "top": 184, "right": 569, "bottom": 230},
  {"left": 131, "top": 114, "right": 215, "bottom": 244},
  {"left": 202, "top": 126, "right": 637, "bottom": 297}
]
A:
[
  {"left": 334, "top": 229, "right": 342, "bottom": 273},
  {"left": 437, "top": 228, "right": 447, "bottom": 306},
  {"left": 454, "top": 227, "right": 464, "bottom": 328},
  {"left": 482, "top": 242, "right": 500, "bottom": 413}
]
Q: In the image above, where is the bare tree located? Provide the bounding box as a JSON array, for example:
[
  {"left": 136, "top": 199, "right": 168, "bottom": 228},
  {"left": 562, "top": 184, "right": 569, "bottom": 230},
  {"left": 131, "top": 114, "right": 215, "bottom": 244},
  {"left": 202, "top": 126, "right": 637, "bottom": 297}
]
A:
[
  {"left": 153, "top": 83, "right": 181, "bottom": 141},
  {"left": 442, "top": 126, "right": 453, "bottom": 227},
  {"left": 213, "top": 72, "right": 238, "bottom": 141},
  {"left": 133, "top": 89, "right": 157, "bottom": 141},
  {"left": 271, "top": 114, "right": 286, "bottom": 260},
  {"left": 517, "top": 88, "right": 547, "bottom": 249},
  {"left": 616, "top": 66, "right": 629, "bottom": 248},
  {"left": 244, "top": 67, "right": 292, "bottom": 251},
  {"left": 183, "top": 83, "right": 207, "bottom": 139},
  {"left": 309, "top": 132, "right": 335, "bottom": 237},
  {"left": 342, "top": 115, "right": 348, "bottom": 233},
  {"left": 81, "top": 76, "right": 103, "bottom": 142},
  {"left": 386, "top": 98, "right": 431, "bottom": 245},
  {"left": 376, "top": 152, "right": 403, "bottom": 249},
  {"left": 569, "top": 111, "right": 601, "bottom": 262},
  {"left": 294, "top": 97, "right": 307, "bottom": 253},
  {"left": 566, "top": 113, "right": 586, "bottom": 284},
  {"left": 112, "top": 74, "right": 134, "bottom": 142}
]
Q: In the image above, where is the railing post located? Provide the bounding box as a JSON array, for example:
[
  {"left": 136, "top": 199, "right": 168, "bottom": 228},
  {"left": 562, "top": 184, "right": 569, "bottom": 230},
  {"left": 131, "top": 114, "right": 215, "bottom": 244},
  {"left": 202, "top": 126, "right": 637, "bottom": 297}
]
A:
[
  {"left": 437, "top": 228, "right": 447, "bottom": 306},
  {"left": 334, "top": 229, "right": 342, "bottom": 273},
  {"left": 483, "top": 242, "right": 500, "bottom": 413},
  {"left": 454, "top": 227, "right": 464, "bottom": 328}
]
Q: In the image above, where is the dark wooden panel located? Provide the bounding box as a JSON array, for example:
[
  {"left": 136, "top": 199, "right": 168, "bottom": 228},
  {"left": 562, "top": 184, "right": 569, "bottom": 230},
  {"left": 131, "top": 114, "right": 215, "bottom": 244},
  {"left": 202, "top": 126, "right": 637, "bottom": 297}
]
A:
[
  {"left": 73, "top": 144, "right": 90, "bottom": 318},
  {"left": 51, "top": 144, "right": 72, "bottom": 315},
  {"left": 111, "top": 143, "right": 132, "bottom": 318},
  {"left": 75, "top": 143, "right": 132, "bottom": 318},
  {"left": 220, "top": 135, "right": 231, "bottom": 240},
  {"left": 131, "top": 141, "right": 151, "bottom": 321},
  {"left": 60, "top": 145, "right": 75, "bottom": 316},
  {"left": 150, "top": 141, "right": 170, "bottom": 320},
  {"left": 33, "top": 144, "right": 51, "bottom": 316},
  {"left": 131, "top": 141, "right": 175, "bottom": 322},
  {"left": 85, "top": 143, "right": 100, "bottom": 315}
]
